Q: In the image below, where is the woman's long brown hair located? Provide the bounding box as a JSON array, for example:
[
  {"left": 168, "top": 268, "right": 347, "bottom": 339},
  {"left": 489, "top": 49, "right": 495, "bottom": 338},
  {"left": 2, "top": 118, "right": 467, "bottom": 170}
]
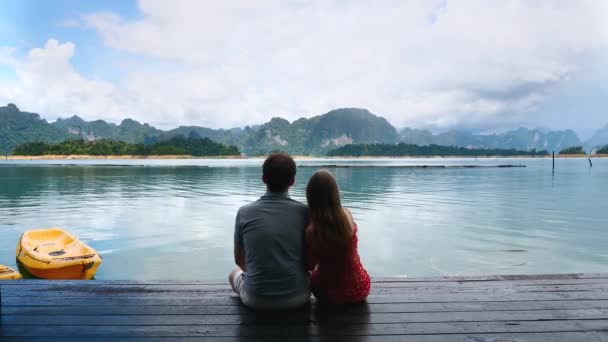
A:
[{"left": 306, "top": 170, "right": 353, "bottom": 261}]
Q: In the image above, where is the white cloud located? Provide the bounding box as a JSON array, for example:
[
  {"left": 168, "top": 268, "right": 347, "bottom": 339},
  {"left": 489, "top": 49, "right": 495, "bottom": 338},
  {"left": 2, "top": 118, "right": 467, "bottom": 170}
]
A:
[
  {"left": 1, "top": 1, "right": 608, "bottom": 131},
  {"left": 0, "top": 39, "right": 125, "bottom": 122}
]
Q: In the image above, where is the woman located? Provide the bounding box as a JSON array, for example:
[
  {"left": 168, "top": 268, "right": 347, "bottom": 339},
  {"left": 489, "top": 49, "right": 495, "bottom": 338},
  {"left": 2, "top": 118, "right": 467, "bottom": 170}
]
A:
[{"left": 305, "top": 170, "right": 370, "bottom": 304}]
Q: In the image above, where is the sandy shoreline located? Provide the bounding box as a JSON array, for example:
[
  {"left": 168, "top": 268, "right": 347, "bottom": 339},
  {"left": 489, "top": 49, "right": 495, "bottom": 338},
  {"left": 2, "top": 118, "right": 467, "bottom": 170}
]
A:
[{"left": 3, "top": 154, "right": 606, "bottom": 160}]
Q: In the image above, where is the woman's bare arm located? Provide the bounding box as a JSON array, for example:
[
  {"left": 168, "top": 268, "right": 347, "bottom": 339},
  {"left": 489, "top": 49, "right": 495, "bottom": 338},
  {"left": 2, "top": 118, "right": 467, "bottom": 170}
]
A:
[
  {"left": 343, "top": 207, "right": 356, "bottom": 234},
  {"left": 304, "top": 224, "right": 318, "bottom": 271}
]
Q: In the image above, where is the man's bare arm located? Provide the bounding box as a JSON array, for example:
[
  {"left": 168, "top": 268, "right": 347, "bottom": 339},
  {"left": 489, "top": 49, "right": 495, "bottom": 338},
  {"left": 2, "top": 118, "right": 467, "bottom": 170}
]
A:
[{"left": 234, "top": 243, "right": 246, "bottom": 272}]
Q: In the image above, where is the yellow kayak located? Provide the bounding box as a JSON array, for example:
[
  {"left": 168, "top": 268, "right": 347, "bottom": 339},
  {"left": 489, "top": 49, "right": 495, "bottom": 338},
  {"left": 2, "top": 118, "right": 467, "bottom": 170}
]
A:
[
  {"left": 0, "top": 264, "right": 22, "bottom": 280},
  {"left": 16, "top": 228, "right": 102, "bottom": 280}
]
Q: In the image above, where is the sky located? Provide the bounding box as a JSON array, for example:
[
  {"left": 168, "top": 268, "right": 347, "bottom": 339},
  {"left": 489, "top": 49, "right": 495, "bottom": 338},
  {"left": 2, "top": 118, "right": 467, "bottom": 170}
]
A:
[{"left": 0, "top": 0, "right": 607, "bottom": 138}]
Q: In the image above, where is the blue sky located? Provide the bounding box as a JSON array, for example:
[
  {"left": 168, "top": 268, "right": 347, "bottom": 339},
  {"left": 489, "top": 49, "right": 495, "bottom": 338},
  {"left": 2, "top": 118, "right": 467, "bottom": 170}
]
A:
[
  {"left": 0, "top": 1, "right": 139, "bottom": 81},
  {"left": 1, "top": 1, "right": 607, "bottom": 138}
]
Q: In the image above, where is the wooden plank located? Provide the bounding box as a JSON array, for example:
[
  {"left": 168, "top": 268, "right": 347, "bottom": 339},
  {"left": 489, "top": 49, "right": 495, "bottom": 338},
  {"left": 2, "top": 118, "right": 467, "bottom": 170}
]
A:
[
  {"left": 372, "top": 278, "right": 608, "bottom": 287},
  {"left": 3, "top": 283, "right": 608, "bottom": 299},
  {"left": 4, "top": 282, "right": 608, "bottom": 296},
  {"left": 2, "top": 283, "right": 231, "bottom": 291},
  {"left": 4, "top": 300, "right": 608, "bottom": 315},
  {"left": 0, "top": 288, "right": 231, "bottom": 297},
  {"left": 358, "top": 292, "right": 608, "bottom": 303},
  {"left": 3, "top": 309, "right": 608, "bottom": 326},
  {"left": 10, "top": 280, "right": 607, "bottom": 292},
  {"left": 2, "top": 320, "right": 608, "bottom": 337},
  {"left": 1, "top": 273, "right": 606, "bottom": 287},
  {"left": 5, "top": 287, "right": 608, "bottom": 300},
  {"left": 371, "top": 273, "right": 608, "bottom": 282},
  {"left": 2, "top": 332, "right": 608, "bottom": 342},
  {"left": 3, "top": 275, "right": 607, "bottom": 340},
  {"left": 4, "top": 288, "right": 608, "bottom": 302},
  {"left": 4, "top": 290, "right": 608, "bottom": 306},
  {"left": 369, "top": 284, "right": 608, "bottom": 294},
  {"left": 0, "top": 280, "right": 229, "bottom": 286},
  {"left": 1, "top": 296, "right": 243, "bottom": 306}
]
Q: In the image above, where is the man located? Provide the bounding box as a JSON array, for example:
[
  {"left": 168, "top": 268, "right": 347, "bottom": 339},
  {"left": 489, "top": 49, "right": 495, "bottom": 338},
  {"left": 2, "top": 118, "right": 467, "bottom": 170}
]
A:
[{"left": 229, "top": 152, "right": 310, "bottom": 309}]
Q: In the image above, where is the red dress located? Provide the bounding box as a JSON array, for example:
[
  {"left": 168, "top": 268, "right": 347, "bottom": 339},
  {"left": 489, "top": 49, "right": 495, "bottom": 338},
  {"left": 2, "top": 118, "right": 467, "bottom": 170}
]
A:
[{"left": 308, "top": 223, "right": 371, "bottom": 304}]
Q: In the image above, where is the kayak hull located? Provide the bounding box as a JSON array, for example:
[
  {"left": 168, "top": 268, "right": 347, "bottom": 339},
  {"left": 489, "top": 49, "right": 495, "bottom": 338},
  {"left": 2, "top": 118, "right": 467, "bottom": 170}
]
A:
[
  {"left": 16, "top": 258, "right": 100, "bottom": 280},
  {"left": 0, "top": 264, "right": 22, "bottom": 280},
  {"left": 16, "top": 228, "right": 102, "bottom": 280}
]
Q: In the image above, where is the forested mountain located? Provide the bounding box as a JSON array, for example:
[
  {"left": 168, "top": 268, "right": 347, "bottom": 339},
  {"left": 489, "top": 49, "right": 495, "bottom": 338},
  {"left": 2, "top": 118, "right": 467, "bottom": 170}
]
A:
[
  {"left": 399, "top": 127, "right": 581, "bottom": 153},
  {"left": 0, "top": 104, "right": 73, "bottom": 154},
  {"left": 1, "top": 105, "right": 397, "bottom": 155},
  {"left": 586, "top": 123, "right": 608, "bottom": 152},
  {"left": 164, "top": 126, "right": 247, "bottom": 148},
  {"left": 53, "top": 115, "right": 163, "bottom": 143},
  {"left": 1, "top": 103, "right": 604, "bottom": 156},
  {"left": 239, "top": 109, "right": 399, "bottom": 155}
]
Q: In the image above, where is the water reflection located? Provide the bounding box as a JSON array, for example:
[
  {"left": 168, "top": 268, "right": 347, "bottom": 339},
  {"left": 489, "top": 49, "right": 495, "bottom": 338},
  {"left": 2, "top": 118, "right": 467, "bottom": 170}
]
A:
[{"left": 0, "top": 158, "right": 607, "bottom": 280}]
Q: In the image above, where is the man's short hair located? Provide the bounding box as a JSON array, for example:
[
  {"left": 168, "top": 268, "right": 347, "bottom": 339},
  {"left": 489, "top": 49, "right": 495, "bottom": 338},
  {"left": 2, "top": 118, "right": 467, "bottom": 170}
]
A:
[{"left": 263, "top": 152, "right": 296, "bottom": 192}]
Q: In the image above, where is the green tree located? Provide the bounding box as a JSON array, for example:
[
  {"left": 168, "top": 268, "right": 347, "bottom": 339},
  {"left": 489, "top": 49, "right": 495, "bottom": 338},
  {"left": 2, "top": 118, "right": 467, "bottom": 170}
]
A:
[
  {"left": 12, "top": 137, "right": 240, "bottom": 157},
  {"left": 559, "top": 146, "right": 585, "bottom": 155},
  {"left": 327, "top": 143, "right": 549, "bottom": 157}
]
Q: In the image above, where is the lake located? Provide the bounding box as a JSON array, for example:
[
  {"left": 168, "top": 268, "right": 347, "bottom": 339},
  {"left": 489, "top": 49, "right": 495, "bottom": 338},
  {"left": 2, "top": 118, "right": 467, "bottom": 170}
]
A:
[{"left": 0, "top": 157, "right": 606, "bottom": 280}]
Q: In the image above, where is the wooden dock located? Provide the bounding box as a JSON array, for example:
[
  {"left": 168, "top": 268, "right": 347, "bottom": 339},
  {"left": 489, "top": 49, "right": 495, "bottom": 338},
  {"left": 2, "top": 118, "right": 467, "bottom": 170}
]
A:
[{"left": 1, "top": 273, "right": 608, "bottom": 341}]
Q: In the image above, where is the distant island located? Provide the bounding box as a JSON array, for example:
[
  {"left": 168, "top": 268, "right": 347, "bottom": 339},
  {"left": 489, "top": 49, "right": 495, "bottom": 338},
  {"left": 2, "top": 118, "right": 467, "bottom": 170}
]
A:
[
  {"left": 12, "top": 136, "right": 240, "bottom": 157},
  {"left": 598, "top": 145, "right": 608, "bottom": 154},
  {"left": 2, "top": 103, "right": 608, "bottom": 156},
  {"left": 327, "top": 143, "right": 549, "bottom": 157}
]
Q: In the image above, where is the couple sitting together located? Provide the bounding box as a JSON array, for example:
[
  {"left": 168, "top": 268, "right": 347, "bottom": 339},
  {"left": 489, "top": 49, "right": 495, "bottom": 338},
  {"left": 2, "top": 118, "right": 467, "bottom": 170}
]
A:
[{"left": 229, "top": 153, "right": 370, "bottom": 310}]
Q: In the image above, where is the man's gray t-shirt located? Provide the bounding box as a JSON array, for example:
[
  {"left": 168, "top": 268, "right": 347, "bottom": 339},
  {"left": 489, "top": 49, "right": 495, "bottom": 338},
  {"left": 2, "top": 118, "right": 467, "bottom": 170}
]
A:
[{"left": 234, "top": 191, "right": 310, "bottom": 298}]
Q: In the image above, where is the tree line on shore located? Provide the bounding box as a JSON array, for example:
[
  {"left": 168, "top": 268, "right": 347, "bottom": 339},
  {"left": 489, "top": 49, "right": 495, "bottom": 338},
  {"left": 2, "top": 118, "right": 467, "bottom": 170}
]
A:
[
  {"left": 558, "top": 145, "right": 608, "bottom": 155},
  {"left": 11, "top": 137, "right": 608, "bottom": 158},
  {"left": 12, "top": 136, "right": 241, "bottom": 157},
  {"left": 326, "top": 143, "right": 549, "bottom": 157},
  {"left": 558, "top": 146, "right": 585, "bottom": 155}
]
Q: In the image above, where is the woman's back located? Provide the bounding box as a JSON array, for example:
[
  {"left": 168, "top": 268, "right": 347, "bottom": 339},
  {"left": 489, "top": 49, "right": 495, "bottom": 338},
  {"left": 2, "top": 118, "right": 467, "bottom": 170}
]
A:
[
  {"left": 307, "top": 209, "right": 370, "bottom": 304},
  {"left": 305, "top": 170, "right": 371, "bottom": 304}
]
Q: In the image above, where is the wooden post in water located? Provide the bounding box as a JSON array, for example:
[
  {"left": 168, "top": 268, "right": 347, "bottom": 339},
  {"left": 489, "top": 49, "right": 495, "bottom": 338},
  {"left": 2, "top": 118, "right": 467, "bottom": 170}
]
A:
[
  {"left": 589, "top": 156, "right": 593, "bottom": 168},
  {"left": 552, "top": 151, "right": 555, "bottom": 173}
]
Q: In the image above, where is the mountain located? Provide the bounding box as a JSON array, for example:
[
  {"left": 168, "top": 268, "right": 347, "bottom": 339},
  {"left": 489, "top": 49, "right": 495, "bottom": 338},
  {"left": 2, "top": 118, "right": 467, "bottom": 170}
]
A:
[
  {"left": 0, "top": 104, "right": 74, "bottom": 154},
  {"left": 165, "top": 126, "right": 246, "bottom": 148},
  {"left": 1, "top": 105, "right": 398, "bottom": 156},
  {"left": 399, "top": 127, "right": 581, "bottom": 153},
  {"left": 307, "top": 108, "right": 400, "bottom": 153},
  {"left": 59, "top": 107, "right": 399, "bottom": 155},
  {"left": 53, "top": 115, "right": 163, "bottom": 144},
  {"left": 586, "top": 123, "right": 608, "bottom": 152},
  {"left": 240, "top": 108, "right": 399, "bottom": 155},
  {"left": 0, "top": 103, "right": 594, "bottom": 155}
]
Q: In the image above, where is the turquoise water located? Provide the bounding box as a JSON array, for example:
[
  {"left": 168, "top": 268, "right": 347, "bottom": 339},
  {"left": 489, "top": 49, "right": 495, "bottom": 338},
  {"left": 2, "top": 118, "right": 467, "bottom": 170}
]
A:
[{"left": 0, "top": 158, "right": 606, "bottom": 280}]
